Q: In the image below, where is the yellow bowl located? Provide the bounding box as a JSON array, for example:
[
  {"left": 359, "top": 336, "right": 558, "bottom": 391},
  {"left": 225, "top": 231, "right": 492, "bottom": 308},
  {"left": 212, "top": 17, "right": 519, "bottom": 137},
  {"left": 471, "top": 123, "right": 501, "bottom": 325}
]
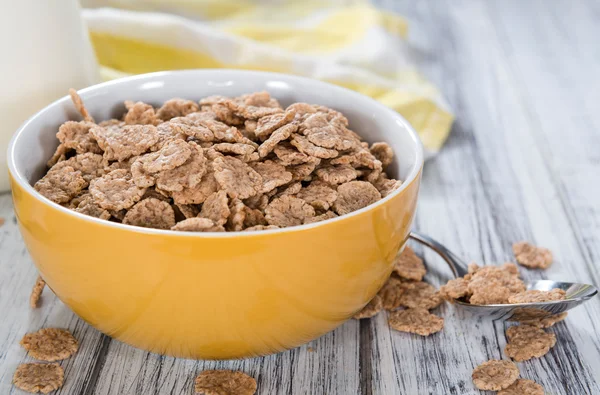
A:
[{"left": 8, "top": 70, "right": 423, "bottom": 359}]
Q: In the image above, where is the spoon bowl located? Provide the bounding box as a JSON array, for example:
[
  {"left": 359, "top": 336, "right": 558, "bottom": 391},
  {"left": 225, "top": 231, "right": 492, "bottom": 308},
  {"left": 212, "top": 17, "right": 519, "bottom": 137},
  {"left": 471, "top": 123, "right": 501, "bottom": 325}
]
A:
[{"left": 409, "top": 232, "right": 598, "bottom": 320}]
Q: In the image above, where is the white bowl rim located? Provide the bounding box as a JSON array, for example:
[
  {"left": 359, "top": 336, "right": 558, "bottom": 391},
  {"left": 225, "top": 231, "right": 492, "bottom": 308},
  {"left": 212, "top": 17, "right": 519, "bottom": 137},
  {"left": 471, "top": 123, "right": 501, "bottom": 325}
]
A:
[{"left": 7, "top": 69, "right": 424, "bottom": 238}]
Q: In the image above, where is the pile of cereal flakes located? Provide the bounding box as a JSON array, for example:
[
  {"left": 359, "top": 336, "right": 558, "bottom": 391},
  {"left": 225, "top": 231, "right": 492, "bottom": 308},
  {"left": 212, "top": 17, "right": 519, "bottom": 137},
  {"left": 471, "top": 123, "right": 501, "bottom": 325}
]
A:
[
  {"left": 33, "top": 90, "right": 401, "bottom": 232},
  {"left": 353, "top": 241, "right": 563, "bottom": 394}
]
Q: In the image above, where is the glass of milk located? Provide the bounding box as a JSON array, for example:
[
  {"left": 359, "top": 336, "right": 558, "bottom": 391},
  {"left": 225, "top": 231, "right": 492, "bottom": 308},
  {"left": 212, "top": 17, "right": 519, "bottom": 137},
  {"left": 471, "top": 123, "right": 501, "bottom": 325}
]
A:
[{"left": 0, "top": 0, "right": 100, "bottom": 192}]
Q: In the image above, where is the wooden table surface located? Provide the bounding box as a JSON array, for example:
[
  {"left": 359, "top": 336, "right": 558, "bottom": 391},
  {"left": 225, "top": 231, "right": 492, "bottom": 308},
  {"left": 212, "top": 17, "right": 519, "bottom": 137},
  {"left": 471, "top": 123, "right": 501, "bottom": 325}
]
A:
[{"left": 1, "top": 0, "right": 599, "bottom": 394}]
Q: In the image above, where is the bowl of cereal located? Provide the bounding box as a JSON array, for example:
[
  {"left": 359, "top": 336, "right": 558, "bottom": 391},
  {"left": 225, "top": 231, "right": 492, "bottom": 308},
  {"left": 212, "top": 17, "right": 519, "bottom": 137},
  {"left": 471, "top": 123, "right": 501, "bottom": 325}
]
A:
[{"left": 8, "top": 70, "right": 423, "bottom": 359}]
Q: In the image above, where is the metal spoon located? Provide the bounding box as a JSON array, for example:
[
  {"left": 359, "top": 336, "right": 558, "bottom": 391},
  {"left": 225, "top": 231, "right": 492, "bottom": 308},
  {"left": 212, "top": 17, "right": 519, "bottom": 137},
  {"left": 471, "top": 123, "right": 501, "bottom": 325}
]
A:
[{"left": 409, "top": 232, "right": 598, "bottom": 320}]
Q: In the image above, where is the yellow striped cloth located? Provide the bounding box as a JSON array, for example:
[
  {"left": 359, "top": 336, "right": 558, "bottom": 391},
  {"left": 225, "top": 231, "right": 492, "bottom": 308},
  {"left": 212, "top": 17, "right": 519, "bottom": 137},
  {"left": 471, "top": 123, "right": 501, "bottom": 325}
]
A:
[{"left": 81, "top": 0, "right": 453, "bottom": 157}]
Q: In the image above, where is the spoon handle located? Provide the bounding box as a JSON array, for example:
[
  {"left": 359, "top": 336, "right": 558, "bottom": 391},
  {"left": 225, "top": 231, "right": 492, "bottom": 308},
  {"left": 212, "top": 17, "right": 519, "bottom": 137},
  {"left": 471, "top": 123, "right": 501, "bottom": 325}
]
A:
[{"left": 409, "top": 232, "right": 470, "bottom": 278}]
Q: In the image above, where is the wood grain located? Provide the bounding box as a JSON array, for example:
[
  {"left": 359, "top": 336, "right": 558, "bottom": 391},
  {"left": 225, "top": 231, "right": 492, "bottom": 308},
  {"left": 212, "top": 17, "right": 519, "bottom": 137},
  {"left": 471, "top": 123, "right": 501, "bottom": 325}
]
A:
[{"left": 1, "top": 0, "right": 599, "bottom": 393}]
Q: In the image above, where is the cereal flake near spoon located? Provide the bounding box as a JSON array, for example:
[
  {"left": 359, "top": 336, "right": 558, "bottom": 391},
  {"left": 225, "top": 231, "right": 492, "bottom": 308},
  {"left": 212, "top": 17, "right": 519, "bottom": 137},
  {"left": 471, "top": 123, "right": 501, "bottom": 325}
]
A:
[{"left": 409, "top": 232, "right": 598, "bottom": 320}]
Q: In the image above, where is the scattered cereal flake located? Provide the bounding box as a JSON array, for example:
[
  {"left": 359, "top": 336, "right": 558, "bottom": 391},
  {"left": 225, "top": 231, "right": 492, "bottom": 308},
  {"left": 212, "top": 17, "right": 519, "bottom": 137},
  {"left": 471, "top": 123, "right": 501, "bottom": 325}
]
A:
[
  {"left": 73, "top": 195, "right": 112, "bottom": 220},
  {"left": 297, "top": 181, "right": 338, "bottom": 211},
  {"left": 505, "top": 325, "right": 556, "bottom": 361},
  {"left": 175, "top": 203, "right": 200, "bottom": 219},
  {"left": 353, "top": 294, "right": 383, "bottom": 319},
  {"left": 378, "top": 276, "right": 405, "bottom": 310},
  {"left": 273, "top": 142, "right": 311, "bottom": 165},
  {"left": 243, "top": 225, "right": 280, "bottom": 232},
  {"left": 472, "top": 360, "right": 519, "bottom": 391},
  {"left": 226, "top": 198, "right": 247, "bottom": 231},
  {"left": 517, "top": 312, "right": 568, "bottom": 328},
  {"left": 398, "top": 281, "right": 443, "bottom": 310},
  {"left": 213, "top": 156, "right": 263, "bottom": 199},
  {"left": 468, "top": 263, "right": 480, "bottom": 274},
  {"left": 370, "top": 142, "right": 394, "bottom": 169},
  {"left": 52, "top": 153, "right": 104, "bottom": 182},
  {"left": 303, "top": 211, "right": 338, "bottom": 224},
  {"left": 513, "top": 241, "right": 553, "bottom": 269},
  {"left": 171, "top": 218, "right": 224, "bottom": 232},
  {"left": 315, "top": 164, "right": 358, "bottom": 185},
  {"left": 212, "top": 142, "right": 256, "bottom": 156},
  {"left": 30, "top": 276, "right": 46, "bottom": 308},
  {"left": 290, "top": 134, "right": 338, "bottom": 159},
  {"left": 470, "top": 285, "right": 513, "bottom": 305},
  {"left": 13, "top": 363, "right": 64, "bottom": 394},
  {"left": 172, "top": 170, "right": 218, "bottom": 205},
  {"left": 199, "top": 191, "right": 230, "bottom": 226},
  {"left": 123, "top": 198, "right": 176, "bottom": 230},
  {"left": 20, "top": 328, "right": 78, "bottom": 361},
  {"left": 56, "top": 121, "right": 102, "bottom": 154},
  {"left": 142, "top": 139, "right": 192, "bottom": 174},
  {"left": 508, "top": 289, "right": 566, "bottom": 304},
  {"left": 69, "top": 88, "right": 94, "bottom": 123},
  {"left": 194, "top": 370, "right": 257, "bottom": 395},
  {"left": 388, "top": 308, "right": 444, "bottom": 336},
  {"left": 258, "top": 124, "right": 297, "bottom": 157},
  {"left": 502, "top": 262, "right": 520, "bottom": 276},
  {"left": 89, "top": 169, "right": 146, "bottom": 211},
  {"left": 156, "top": 143, "right": 207, "bottom": 192},
  {"left": 124, "top": 101, "right": 160, "bottom": 125},
  {"left": 439, "top": 278, "right": 470, "bottom": 301},
  {"left": 91, "top": 124, "right": 159, "bottom": 162},
  {"left": 255, "top": 110, "right": 296, "bottom": 139},
  {"left": 468, "top": 265, "right": 526, "bottom": 304},
  {"left": 250, "top": 161, "right": 293, "bottom": 193},
  {"left": 333, "top": 181, "right": 381, "bottom": 215},
  {"left": 265, "top": 196, "right": 315, "bottom": 227},
  {"left": 287, "top": 157, "right": 321, "bottom": 182},
  {"left": 34, "top": 166, "right": 87, "bottom": 204},
  {"left": 393, "top": 246, "right": 426, "bottom": 281},
  {"left": 0, "top": 217, "right": 4, "bottom": 227},
  {"left": 498, "top": 379, "right": 544, "bottom": 395},
  {"left": 156, "top": 99, "right": 199, "bottom": 121}
]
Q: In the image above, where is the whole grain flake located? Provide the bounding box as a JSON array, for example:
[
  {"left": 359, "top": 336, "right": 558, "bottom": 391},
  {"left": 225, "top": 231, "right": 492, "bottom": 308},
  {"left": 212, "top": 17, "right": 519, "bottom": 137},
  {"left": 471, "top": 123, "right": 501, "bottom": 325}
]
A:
[
  {"left": 472, "top": 360, "right": 519, "bottom": 391},
  {"left": 194, "top": 370, "right": 257, "bottom": 395},
  {"left": 388, "top": 308, "right": 444, "bottom": 336},
  {"left": 393, "top": 246, "right": 426, "bottom": 281},
  {"left": 504, "top": 325, "right": 556, "bottom": 361},
  {"left": 13, "top": 363, "right": 64, "bottom": 394},
  {"left": 30, "top": 276, "right": 46, "bottom": 308},
  {"left": 353, "top": 294, "right": 383, "bottom": 319},
  {"left": 20, "top": 328, "right": 78, "bottom": 362},
  {"left": 35, "top": 90, "right": 401, "bottom": 232},
  {"left": 498, "top": 379, "right": 544, "bottom": 395},
  {"left": 512, "top": 241, "right": 553, "bottom": 269}
]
